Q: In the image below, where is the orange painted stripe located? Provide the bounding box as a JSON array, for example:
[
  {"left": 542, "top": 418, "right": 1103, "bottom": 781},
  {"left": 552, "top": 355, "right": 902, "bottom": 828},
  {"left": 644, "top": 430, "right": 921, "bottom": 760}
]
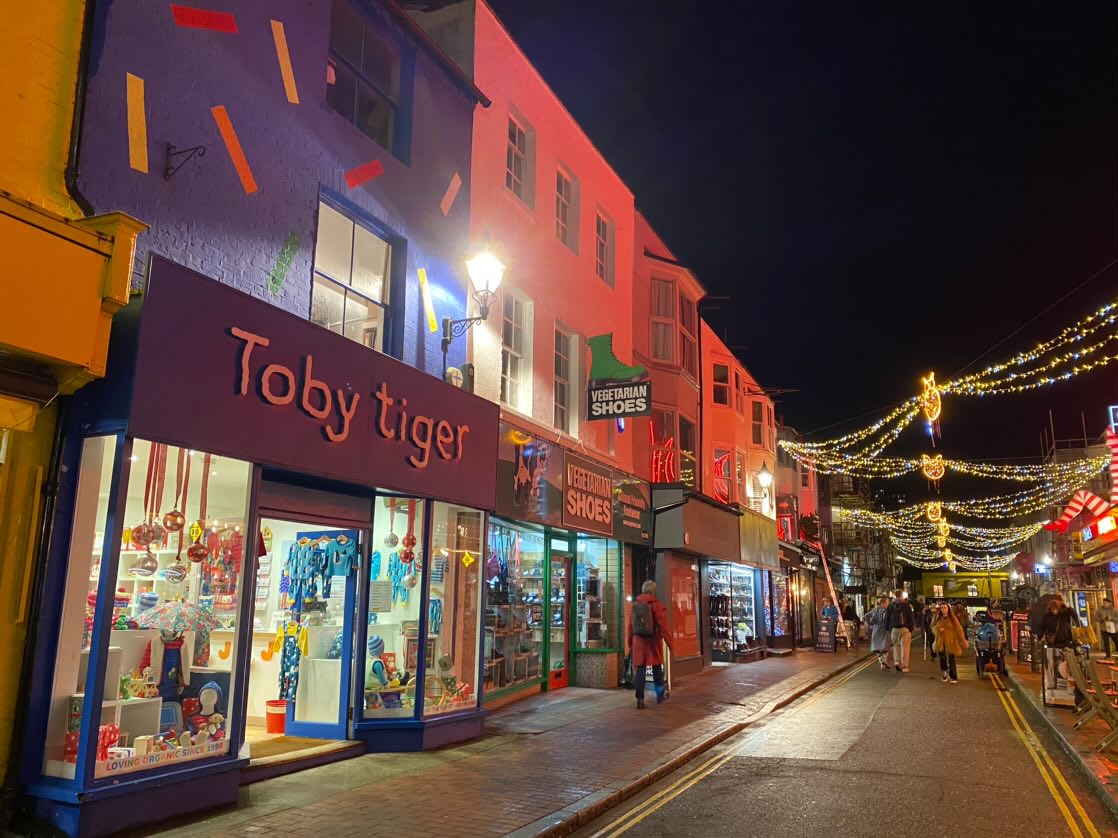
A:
[
  {"left": 270, "top": 20, "right": 299, "bottom": 104},
  {"left": 440, "top": 172, "right": 462, "bottom": 216},
  {"left": 210, "top": 105, "right": 257, "bottom": 194},
  {"left": 126, "top": 73, "right": 148, "bottom": 173}
]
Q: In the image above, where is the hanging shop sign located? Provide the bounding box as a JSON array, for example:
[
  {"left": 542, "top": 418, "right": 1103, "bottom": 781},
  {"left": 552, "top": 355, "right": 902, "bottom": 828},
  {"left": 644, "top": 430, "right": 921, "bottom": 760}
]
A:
[
  {"left": 124, "top": 257, "right": 499, "bottom": 509},
  {"left": 585, "top": 333, "right": 651, "bottom": 420},
  {"left": 563, "top": 453, "right": 614, "bottom": 537},
  {"left": 613, "top": 475, "right": 651, "bottom": 544}
]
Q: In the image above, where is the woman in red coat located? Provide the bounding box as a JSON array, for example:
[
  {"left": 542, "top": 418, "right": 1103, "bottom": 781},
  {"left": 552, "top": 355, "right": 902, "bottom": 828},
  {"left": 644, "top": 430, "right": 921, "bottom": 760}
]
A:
[{"left": 628, "top": 580, "right": 674, "bottom": 708}]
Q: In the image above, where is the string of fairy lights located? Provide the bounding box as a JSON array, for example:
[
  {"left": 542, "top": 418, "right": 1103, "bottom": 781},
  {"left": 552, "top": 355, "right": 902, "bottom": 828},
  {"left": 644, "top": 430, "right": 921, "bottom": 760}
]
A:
[{"left": 779, "top": 295, "right": 1118, "bottom": 571}]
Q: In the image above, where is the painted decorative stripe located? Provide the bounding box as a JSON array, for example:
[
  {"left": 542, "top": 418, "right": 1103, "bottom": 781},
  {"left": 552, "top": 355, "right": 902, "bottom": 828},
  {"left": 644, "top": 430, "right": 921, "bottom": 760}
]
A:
[
  {"left": 418, "top": 268, "right": 438, "bottom": 333},
  {"left": 170, "top": 4, "right": 238, "bottom": 32},
  {"left": 267, "top": 233, "right": 301, "bottom": 295},
  {"left": 439, "top": 172, "right": 462, "bottom": 216},
  {"left": 270, "top": 20, "right": 299, "bottom": 104},
  {"left": 210, "top": 105, "right": 257, "bottom": 193},
  {"left": 345, "top": 159, "right": 384, "bottom": 189},
  {"left": 126, "top": 73, "right": 149, "bottom": 173}
]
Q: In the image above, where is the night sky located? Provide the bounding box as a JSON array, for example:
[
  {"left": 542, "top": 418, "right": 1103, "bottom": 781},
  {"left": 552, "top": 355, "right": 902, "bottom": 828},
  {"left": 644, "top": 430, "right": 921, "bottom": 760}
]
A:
[{"left": 488, "top": 0, "right": 1117, "bottom": 467}]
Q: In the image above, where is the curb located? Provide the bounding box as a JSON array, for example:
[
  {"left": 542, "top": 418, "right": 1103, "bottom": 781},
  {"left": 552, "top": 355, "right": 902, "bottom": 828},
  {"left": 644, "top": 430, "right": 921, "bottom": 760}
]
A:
[
  {"left": 1003, "top": 667, "right": 1118, "bottom": 823},
  {"left": 505, "top": 653, "right": 874, "bottom": 838}
]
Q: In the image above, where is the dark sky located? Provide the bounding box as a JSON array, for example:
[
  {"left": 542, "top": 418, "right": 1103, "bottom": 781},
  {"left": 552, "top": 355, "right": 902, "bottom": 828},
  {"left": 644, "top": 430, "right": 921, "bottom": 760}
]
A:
[{"left": 488, "top": 0, "right": 1118, "bottom": 463}]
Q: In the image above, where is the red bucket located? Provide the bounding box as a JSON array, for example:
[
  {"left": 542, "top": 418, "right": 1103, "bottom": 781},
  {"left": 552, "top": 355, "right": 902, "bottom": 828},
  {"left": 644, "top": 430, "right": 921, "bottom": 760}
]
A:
[{"left": 265, "top": 700, "right": 287, "bottom": 734}]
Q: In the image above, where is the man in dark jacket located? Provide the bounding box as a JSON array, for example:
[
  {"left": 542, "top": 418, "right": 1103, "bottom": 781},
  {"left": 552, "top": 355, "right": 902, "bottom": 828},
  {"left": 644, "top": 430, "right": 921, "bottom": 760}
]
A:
[
  {"left": 885, "top": 590, "right": 915, "bottom": 673},
  {"left": 1039, "top": 594, "right": 1080, "bottom": 648}
]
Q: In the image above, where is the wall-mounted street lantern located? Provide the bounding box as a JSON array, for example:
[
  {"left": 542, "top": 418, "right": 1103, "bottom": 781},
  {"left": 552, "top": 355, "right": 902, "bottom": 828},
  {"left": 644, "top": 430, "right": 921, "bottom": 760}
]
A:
[
  {"left": 442, "top": 242, "right": 506, "bottom": 378},
  {"left": 757, "top": 462, "right": 773, "bottom": 490}
]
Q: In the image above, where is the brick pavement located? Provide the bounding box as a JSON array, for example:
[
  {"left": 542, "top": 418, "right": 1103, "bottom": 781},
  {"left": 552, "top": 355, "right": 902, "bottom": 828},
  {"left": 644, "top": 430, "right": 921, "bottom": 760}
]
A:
[{"left": 132, "top": 649, "right": 866, "bottom": 838}]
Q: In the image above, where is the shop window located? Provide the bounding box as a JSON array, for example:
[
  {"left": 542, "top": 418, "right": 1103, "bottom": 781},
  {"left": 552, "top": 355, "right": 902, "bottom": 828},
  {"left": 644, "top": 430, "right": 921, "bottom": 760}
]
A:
[
  {"left": 712, "top": 363, "right": 730, "bottom": 406},
  {"left": 326, "top": 0, "right": 403, "bottom": 154},
  {"left": 708, "top": 562, "right": 760, "bottom": 661},
  {"left": 311, "top": 201, "right": 393, "bottom": 353},
  {"left": 42, "top": 438, "right": 252, "bottom": 780},
  {"left": 650, "top": 278, "right": 674, "bottom": 362},
  {"left": 679, "top": 294, "right": 698, "bottom": 378},
  {"left": 576, "top": 537, "right": 620, "bottom": 650},
  {"left": 485, "top": 521, "right": 545, "bottom": 692},
  {"left": 712, "top": 447, "right": 732, "bottom": 503},
  {"left": 424, "top": 502, "right": 484, "bottom": 717},
  {"left": 501, "top": 292, "right": 532, "bottom": 413},
  {"left": 670, "top": 559, "right": 701, "bottom": 658},
  {"left": 678, "top": 415, "right": 697, "bottom": 488},
  {"left": 364, "top": 498, "right": 425, "bottom": 718}
]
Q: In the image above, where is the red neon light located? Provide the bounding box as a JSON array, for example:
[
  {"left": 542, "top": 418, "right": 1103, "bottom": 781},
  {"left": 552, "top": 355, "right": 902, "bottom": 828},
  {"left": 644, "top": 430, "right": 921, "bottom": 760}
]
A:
[
  {"left": 651, "top": 435, "right": 677, "bottom": 483},
  {"left": 170, "top": 5, "right": 239, "bottom": 32},
  {"left": 712, "top": 452, "right": 731, "bottom": 503}
]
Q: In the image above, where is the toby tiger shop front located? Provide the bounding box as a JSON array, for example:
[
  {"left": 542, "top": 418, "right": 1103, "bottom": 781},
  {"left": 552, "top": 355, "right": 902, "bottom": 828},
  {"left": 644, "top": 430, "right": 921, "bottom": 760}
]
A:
[
  {"left": 484, "top": 421, "right": 651, "bottom": 705},
  {"left": 20, "top": 257, "right": 499, "bottom": 837}
]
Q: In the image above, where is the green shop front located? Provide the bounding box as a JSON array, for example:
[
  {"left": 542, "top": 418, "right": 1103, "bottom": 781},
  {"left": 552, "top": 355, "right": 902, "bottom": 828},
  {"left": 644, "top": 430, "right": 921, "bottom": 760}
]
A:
[{"left": 484, "top": 420, "right": 651, "bottom": 704}]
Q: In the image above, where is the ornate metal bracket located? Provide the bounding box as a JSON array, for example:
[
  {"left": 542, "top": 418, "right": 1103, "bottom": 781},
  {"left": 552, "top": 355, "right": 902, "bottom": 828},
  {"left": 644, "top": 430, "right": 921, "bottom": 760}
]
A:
[{"left": 164, "top": 142, "right": 207, "bottom": 180}]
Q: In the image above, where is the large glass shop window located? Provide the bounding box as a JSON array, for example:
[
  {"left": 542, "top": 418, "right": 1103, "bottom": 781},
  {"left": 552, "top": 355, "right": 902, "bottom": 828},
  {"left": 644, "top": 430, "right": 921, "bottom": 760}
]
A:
[
  {"left": 42, "top": 439, "right": 251, "bottom": 779},
  {"left": 364, "top": 498, "right": 425, "bottom": 718},
  {"left": 707, "top": 562, "right": 759, "bottom": 662},
  {"left": 576, "top": 538, "right": 620, "bottom": 649},
  {"left": 424, "top": 502, "right": 484, "bottom": 716},
  {"left": 484, "top": 521, "right": 544, "bottom": 692}
]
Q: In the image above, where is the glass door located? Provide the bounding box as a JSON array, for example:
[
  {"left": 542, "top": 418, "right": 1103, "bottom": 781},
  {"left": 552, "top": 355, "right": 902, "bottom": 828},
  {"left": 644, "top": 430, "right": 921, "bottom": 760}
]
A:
[
  {"left": 547, "top": 553, "right": 572, "bottom": 690},
  {"left": 258, "top": 517, "right": 360, "bottom": 741}
]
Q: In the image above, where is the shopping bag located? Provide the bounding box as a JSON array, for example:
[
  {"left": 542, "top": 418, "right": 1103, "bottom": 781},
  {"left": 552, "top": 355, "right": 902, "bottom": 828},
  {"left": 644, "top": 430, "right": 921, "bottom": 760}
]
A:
[{"left": 621, "top": 655, "right": 633, "bottom": 688}]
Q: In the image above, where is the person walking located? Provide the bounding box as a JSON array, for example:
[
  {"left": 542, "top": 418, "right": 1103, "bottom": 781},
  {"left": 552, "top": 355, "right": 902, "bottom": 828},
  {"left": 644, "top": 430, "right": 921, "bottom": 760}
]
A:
[
  {"left": 932, "top": 601, "right": 967, "bottom": 684},
  {"left": 628, "top": 580, "right": 673, "bottom": 709},
  {"left": 1094, "top": 597, "right": 1118, "bottom": 660},
  {"left": 842, "top": 598, "right": 862, "bottom": 645},
  {"left": 1039, "top": 594, "right": 1080, "bottom": 648},
  {"left": 885, "top": 590, "right": 915, "bottom": 673},
  {"left": 867, "top": 596, "right": 892, "bottom": 670},
  {"left": 920, "top": 602, "right": 936, "bottom": 658}
]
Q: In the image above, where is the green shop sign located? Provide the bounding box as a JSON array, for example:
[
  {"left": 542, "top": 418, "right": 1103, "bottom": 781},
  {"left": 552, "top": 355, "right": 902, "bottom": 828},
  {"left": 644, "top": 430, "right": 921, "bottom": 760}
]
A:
[{"left": 586, "top": 334, "right": 650, "bottom": 420}]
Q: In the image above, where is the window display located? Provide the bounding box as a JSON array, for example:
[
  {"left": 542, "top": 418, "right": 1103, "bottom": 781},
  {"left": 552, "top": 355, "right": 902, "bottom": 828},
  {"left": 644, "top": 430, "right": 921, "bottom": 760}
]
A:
[
  {"left": 42, "top": 438, "right": 251, "bottom": 779},
  {"left": 484, "top": 521, "right": 544, "bottom": 692},
  {"left": 364, "top": 498, "right": 424, "bottom": 718},
  {"left": 707, "top": 562, "right": 760, "bottom": 662},
  {"left": 576, "top": 537, "right": 620, "bottom": 649},
  {"left": 424, "top": 502, "right": 484, "bottom": 716}
]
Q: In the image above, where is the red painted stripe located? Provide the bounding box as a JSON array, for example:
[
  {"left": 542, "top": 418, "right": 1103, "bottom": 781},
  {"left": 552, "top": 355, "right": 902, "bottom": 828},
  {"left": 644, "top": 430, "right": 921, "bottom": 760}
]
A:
[
  {"left": 345, "top": 159, "right": 384, "bottom": 189},
  {"left": 171, "top": 5, "right": 238, "bottom": 33}
]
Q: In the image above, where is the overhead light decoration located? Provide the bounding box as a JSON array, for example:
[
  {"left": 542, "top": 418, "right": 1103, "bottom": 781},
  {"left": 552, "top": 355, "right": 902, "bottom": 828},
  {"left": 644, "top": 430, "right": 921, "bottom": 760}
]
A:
[
  {"left": 921, "top": 453, "right": 945, "bottom": 482},
  {"left": 927, "top": 501, "right": 943, "bottom": 522}
]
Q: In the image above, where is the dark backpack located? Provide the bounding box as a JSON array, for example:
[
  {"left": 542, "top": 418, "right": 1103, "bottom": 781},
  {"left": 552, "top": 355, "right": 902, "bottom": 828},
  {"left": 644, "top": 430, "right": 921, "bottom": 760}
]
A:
[
  {"left": 890, "top": 603, "right": 910, "bottom": 629},
  {"left": 632, "top": 600, "right": 655, "bottom": 637}
]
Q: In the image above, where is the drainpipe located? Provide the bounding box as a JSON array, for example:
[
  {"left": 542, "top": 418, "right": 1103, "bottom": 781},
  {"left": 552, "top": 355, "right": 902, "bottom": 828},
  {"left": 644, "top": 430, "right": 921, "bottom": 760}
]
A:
[{"left": 63, "top": 0, "right": 98, "bottom": 216}]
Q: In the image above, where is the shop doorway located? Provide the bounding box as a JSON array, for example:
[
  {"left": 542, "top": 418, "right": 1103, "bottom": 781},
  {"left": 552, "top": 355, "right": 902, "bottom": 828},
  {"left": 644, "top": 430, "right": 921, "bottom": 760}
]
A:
[
  {"left": 548, "top": 552, "right": 572, "bottom": 690},
  {"left": 244, "top": 516, "right": 360, "bottom": 759}
]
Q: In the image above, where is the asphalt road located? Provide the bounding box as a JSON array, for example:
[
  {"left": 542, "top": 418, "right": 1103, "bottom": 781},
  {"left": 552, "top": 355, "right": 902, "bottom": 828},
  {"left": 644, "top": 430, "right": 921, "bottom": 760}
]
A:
[{"left": 578, "top": 648, "right": 1117, "bottom": 838}]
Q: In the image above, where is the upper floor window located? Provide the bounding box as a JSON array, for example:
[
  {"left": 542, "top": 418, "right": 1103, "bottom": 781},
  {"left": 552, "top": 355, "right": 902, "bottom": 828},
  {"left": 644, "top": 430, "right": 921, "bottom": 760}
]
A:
[
  {"left": 751, "top": 400, "right": 764, "bottom": 445},
  {"left": 650, "top": 279, "right": 674, "bottom": 362},
  {"left": 801, "top": 463, "right": 811, "bottom": 488},
  {"left": 713, "top": 448, "right": 733, "bottom": 503},
  {"left": 734, "top": 371, "right": 743, "bottom": 412},
  {"left": 678, "top": 415, "right": 697, "bottom": 488},
  {"left": 712, "top": 363, "right": 730, "bottom": 406},
  {"left": 555, "top": 169, "right": 578, "bottom": 250},
  {"left": 679, "top": 294, "right": 698, "bottom": 378},
  {"left": 327, "top": 0, "right": 401, "bottom": 153},
  {"left": 554, "top": 326, "right": 575, "bottom": 434},
  {"left": 595, "top": 212, "right": 614, "bottom": 286},
  {"left": 650, "top": 408, "right": 696, "bottom": 489},
  {"left": 765, "top": 404, "right": 775, "bottom": 449},
  {"left": 311, "top": 201, "right": 392, "bottom": 352},
  {"left": 506, "top": 116, "right": 535, "bottom": 206},
  {"left": 736, "top": 451, "right": 747, "bottom": 503},
  {"left": 501, "top": 293, "right": 531, "bottom": 412}
]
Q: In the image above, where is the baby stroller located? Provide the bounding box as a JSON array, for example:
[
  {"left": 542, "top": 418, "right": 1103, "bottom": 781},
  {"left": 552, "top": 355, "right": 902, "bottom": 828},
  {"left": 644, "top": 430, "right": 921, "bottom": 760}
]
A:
[{"left": 975, "top": 620, "right": 1005, "bottom": 676}]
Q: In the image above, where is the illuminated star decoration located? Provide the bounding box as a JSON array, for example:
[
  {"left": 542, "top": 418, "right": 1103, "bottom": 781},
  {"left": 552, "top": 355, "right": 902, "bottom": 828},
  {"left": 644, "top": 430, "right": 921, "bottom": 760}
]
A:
[
  {"left": 922, "top": 371, "right": 942, "bottom": 445},
  {"left": 921, "top": 453, "right": 945, "bottom": 483}
]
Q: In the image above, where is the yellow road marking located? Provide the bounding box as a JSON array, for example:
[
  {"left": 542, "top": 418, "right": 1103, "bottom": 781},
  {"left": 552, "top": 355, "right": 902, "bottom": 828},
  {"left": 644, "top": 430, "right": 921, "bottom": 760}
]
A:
[
  {"left": 991, "top": 674, "right": 1101, "bottom": 838},
  {"left": 591, "top": 658, "right": 876, "bottom": 838}
]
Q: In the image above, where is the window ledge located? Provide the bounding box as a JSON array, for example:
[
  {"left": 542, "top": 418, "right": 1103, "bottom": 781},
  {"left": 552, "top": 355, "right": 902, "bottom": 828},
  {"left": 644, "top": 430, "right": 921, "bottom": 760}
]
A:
[{"left": 501, "top": 185, "right": 537, "bottom": 223}]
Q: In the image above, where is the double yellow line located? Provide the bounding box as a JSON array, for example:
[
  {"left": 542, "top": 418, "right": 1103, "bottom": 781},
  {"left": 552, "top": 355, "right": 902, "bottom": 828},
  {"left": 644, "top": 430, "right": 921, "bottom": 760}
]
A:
[
  {"left": 590, "top": 658, "right": 876, "bottom": 838},
  {"left": 991, "top": 673, "right": 1101, "bottom": 838}
]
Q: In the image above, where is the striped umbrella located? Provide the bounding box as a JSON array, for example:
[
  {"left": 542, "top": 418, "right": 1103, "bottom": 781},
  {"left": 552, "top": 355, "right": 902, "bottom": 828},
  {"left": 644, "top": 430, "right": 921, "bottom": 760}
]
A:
[{"left": 135, "top": 598, "right": 219, "bottom": 634}]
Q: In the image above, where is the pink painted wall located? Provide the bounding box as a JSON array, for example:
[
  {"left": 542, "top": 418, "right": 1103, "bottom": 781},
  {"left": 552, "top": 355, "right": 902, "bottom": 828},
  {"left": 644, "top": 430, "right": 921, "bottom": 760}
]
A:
[{"left": 467, "top": 0, "right": 636, "bottom": 474}]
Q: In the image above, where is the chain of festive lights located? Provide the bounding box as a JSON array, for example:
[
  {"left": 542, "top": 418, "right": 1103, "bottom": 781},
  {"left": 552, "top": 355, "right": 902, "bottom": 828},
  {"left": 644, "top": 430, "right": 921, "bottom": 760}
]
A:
[
  {"left": 781, "top": 297, "right": 1118, "bottom": 461},
  {"left": 783, "top": 448, "right": 1108, "bottom": 483},
  {"left": 896, "top": 553, "right": 1016, "bottom": 571}
]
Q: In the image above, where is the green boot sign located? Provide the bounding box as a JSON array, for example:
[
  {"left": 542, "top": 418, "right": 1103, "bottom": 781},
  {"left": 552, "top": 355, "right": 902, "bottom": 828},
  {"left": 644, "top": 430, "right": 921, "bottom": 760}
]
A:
[{"left": 586, "top": 334, "right": 651, "bottom": 420}]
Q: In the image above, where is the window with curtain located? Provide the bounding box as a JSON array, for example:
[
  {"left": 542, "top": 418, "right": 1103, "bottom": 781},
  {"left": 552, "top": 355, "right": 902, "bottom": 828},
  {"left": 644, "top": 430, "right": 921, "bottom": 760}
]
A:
[{"left": 650, "top": 279, "right": 674, "bottom": 362}]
